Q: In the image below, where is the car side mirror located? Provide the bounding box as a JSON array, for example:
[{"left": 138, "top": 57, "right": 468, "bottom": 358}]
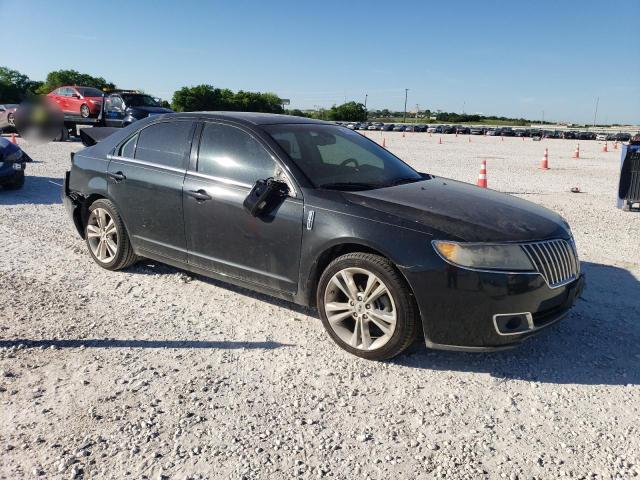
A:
[{"left": 243, "top": 178, "right": 289, "bottom": 217}]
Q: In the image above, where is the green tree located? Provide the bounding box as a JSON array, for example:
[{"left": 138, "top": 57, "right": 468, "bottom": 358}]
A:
[
  {"left": 0, "top": 66, "right": 41, "bottom": 103},
  {"left": 36, "top": 69, "right": 115, "bottom": 94},
  {"left": 171, "top": 84, "right": 284, "bottom": 113},
  {"left": 327, "top": 101, "right": 367, "bottom": 122},
  {"left": 286, "top": 108, "right": 308, "bottom": 118}
]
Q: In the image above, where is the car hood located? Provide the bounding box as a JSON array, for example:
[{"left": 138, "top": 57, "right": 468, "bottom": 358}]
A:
[{"left": 342, "top": 177, "right": 569, "bottom": 242}]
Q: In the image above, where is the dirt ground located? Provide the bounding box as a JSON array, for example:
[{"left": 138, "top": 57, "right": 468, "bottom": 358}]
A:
[{"left": 1, "top": 132, "right": 639, "bottom": 479}]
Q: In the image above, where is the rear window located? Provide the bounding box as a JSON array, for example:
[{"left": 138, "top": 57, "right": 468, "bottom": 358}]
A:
[{"left": 134, "top": 121, "right": 193, "bottom": 169}]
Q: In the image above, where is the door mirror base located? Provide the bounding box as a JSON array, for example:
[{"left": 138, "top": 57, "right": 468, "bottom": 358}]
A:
[{"left": 243, "top": 178, "right": 289, "bottom": 217}]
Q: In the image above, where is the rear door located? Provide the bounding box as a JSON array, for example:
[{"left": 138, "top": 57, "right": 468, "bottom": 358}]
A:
[
  {"left": 107, "top": 120, "right": 196, "bottom": 262},
  {"left": 183, "top": 121, "right": 303, "bottom": 293}
]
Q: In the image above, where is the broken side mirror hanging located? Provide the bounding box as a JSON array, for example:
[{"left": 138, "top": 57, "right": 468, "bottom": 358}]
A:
[{"left": 243, "top": 178, "right": 289, "bottom": 217}]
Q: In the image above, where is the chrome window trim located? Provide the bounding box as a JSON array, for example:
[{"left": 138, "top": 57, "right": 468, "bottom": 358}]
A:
[
  {"left": 431, "top": 239, "right": 580, "bottom": 289},
  {"left": 185, "top": 170, "right": 252, "bottom": 189},
  {"left": 106, "top": 154, "right": 186, "bottom": 174}
]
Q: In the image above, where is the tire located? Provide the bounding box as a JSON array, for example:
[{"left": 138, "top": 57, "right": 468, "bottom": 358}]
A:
[
  {"left": 317, "top": 252, "right": 419, "bottom": 360},
  {"left": 85, "top": 199, "right": 137, "bottom": 271},
  {"left": 3, "top": 171, "right": 24, "bottom": 190},
  {"left": 7, "top": 112, "right": 15, "bottom": 127},
  {"left": 80, "top": 104, "right": 90, "bottom": 118}
]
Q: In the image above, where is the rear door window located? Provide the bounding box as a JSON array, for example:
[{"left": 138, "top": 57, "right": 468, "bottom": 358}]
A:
[
  {"left": 134, "top": 121, "right": 193, "bottom": 169},
  {"left": 118, "top": 134, "right": 137, "bottom": 158},
  {"left": 197, "top": 122, "right": 276, "bottom": 185}
]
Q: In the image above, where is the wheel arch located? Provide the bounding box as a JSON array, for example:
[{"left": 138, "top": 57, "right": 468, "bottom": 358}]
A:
[{"left": 304, "top": 241, "right": 417, "bottom": 309}]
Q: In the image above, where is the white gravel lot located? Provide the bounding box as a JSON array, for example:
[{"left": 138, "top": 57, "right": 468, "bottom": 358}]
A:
[{"left": 1, "top": 131, "right": 639, "bottom": 480}]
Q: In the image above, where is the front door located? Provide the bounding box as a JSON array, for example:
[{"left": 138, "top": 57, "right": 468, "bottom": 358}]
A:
[
  {"left": 183, "top": 121, "right": 303, "bottom": 293},
  {"left": 107, "top": 120, "right": 195, "bottom": 262}
]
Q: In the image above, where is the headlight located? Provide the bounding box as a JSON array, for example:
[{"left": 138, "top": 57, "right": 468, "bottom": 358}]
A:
[{"left": 433, "top": 241, "right": 534, "bottom": 271}]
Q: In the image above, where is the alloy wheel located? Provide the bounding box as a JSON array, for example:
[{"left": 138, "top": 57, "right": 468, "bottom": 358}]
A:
[
  {"left": 324, "top": 267, "right": 397, "bottom": 351},
  {"left": 80, "top": 105, "right": 90, "bottom": 118},
  {"left": 87, "top": 208, "right": 118, "bottom": 263}
]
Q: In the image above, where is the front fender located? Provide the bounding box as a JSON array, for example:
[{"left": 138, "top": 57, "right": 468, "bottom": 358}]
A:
[{"left": 296, "top": 203, "right": 438, "bottom": 307}]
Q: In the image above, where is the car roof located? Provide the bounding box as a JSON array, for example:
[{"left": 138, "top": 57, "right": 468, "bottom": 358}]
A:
[{"left": 161, "top": 111, "right": 332, "bottom": 126}]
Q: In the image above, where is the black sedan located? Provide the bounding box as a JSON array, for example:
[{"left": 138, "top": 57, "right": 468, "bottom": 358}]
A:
[{"left": 63, "top": 113, "right": 584, "bottom": 360}]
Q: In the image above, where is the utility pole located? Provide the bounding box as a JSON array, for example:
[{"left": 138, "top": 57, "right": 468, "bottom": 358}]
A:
[
  {"left": 462, "top": 101, "right": 466, "bottom": 114},
  {"left": 364, "top": 94, "right": 368, "bottom": 109},
  {"left": 542, "top": 110, "right": 545, "bottom": 124},
  {"left": 403, "top": 88, "right": 409, "bottom": 124},
  {"left": 415, "top": 104, "right": 419, "bottom": 123},
  {"left": 593, "top": 97, "right": 599, "bottom": 127}
]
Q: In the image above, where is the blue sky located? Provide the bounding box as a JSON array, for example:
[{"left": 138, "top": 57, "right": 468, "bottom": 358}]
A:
[{"left": 1, "top": 0, "right": 638, "bottom": 124}]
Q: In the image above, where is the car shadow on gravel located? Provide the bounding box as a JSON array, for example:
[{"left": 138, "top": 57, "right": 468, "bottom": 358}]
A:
[
  {"left": 394, "top": 261, "right": 640, "bottom": 386},
  {"left": 0, "top": 175, "right": 63, "bottom": 205},
  {"left": 128, "top": 261, "right": 316, "bottom": 317},
  {"left": 0, "top": 339, "right": 290, "bottom": 350}
]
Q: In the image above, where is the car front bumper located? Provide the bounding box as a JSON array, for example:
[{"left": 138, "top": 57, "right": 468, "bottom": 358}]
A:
[{"left": 402, "top": 263, "right": 585, "bottom": 351}]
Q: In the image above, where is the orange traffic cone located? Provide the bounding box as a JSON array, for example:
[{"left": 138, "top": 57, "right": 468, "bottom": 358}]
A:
[
  {"left": 10, "top": 133, "right": 17, "bottom": 144},
  {"left": 540, "top": 148, "right": 549, "bottom": 170},
  {"left": 438, "top": 137, "right": 442, "bottom": 144},
  {"left": 572, "top": 144, "right": 580, "bottom": 159},
  {"left": 602, "top": 141, "right": 608, "bottom": 153},
  {"left": 476, "top": 160, "right": 487, "bottom": 188}
]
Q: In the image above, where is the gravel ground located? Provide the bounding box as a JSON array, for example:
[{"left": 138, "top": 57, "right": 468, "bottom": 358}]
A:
[{"left": 1, "top": 132, "right": 639, "bottom": 480}]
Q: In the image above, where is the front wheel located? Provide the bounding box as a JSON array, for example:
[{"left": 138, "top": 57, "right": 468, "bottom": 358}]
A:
[
  {"left": 80, "top": 104, "right": 90, "bottom": 118},
  {"left": 85, "top": 199, "right": 137, "bottom": 270},
  {"left": 317, "top": 252, "right": 419, "bottom": 360}
]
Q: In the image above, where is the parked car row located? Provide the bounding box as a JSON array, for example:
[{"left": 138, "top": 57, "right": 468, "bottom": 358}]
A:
[{"left": 336, "top": 121, "right": 633, "bottom": 141}]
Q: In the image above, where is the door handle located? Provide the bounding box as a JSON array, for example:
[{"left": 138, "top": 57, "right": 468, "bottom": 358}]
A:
[
  {"left": 187, "top": 189, "right": 212, "bottom": 201},
  {"left": 107, "top": 171, "right": 126, "bottom": 182}
]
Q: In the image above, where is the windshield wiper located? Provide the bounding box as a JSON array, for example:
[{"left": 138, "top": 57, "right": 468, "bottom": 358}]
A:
[
  {"left": 386, "top": 176, "right": 423, "bottom": 187},
  {"left": 319, "top": 182, "right": 383, "bottom": 191}
]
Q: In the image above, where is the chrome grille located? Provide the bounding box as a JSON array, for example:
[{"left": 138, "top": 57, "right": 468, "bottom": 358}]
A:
[{"left": 521, "top": 239, "right": 580, "bottom": 288}]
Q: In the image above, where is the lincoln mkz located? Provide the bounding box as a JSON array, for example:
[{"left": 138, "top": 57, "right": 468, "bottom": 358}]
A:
[{"left": 63, "top": 113, "right": 584, "bottom": 360}]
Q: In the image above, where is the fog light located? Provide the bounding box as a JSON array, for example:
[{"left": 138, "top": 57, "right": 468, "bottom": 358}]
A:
[{"left": 493, "top": 312, "right": 533, "bottom": 335}]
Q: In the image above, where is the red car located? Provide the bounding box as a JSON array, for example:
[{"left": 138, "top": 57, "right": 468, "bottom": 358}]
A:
[{"left": 47, "top": 86, "right": 104, "bottom": 118}]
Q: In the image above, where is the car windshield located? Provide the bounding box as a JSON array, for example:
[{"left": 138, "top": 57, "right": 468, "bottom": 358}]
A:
[
  {"left": 121, "top": 94, "right": 161, "bottom": 107},
  {"left": 76, "top": 87, "right": 104, "bottom": 97},
  {"left": 263, "top": 124, "right": 423, "bottom": 190}
]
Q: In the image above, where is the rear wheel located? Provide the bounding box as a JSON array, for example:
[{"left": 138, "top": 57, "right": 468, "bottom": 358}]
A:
[
  {"left": 317, "top": 252, "right": 419, "bottom": 360},
  {"left": 80, "top": 104, "right": 90, "bottom": 118},
  {"left": 85, "top": 199, "right": 137, "bottom": 270}
]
